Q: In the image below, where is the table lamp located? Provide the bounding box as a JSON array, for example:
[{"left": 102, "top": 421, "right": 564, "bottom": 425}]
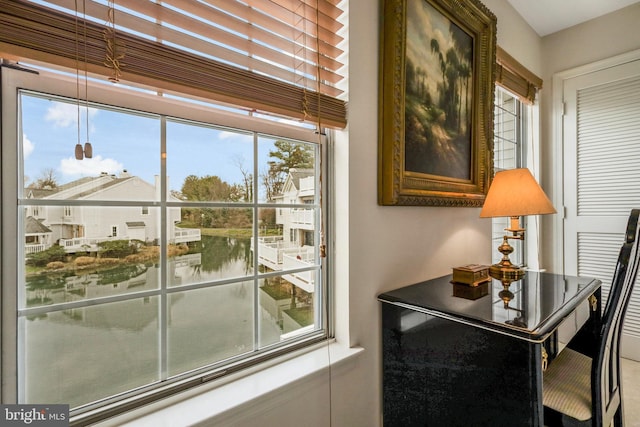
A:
[{"left": 480, "top": 168, "right": 556, "bottom": 283}]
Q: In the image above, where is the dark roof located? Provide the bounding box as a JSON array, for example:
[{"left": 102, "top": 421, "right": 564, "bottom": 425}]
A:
[{"left": 25, "top": 216, "right": 52, "bottom": 234}]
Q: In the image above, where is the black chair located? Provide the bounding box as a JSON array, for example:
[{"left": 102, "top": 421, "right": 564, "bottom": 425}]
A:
[{"left": 543, "top": 209, "right": 640, "bottom": 426}]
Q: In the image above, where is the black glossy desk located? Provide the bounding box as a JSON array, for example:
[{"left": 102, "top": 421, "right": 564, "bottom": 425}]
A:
[{"left": 378, "top": 271, "right": 602, "bottom": 427}]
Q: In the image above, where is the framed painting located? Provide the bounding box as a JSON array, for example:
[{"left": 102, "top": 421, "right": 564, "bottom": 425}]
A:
[{"left": 378, "top": 0, "right": 497, "bottom": 206}]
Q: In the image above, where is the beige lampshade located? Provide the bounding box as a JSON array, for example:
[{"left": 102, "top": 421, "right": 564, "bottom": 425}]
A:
[{"left": 480, "top": 168, "right": 556, "bottom": 218}]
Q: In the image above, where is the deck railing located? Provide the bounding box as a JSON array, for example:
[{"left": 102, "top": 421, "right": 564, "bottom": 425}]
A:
[
  {"left": 25, "top": 243, "right": 46, "bottom": 254},
  {"left": 282, "top": 252, "right": 315, "bottom": 293},
  {"left": 57, "top": 227, "right": 201, "bottom": 253},
  {"left": 252, "top": 238, "right": 316, "bottom": 292},
  {"left": 174, "top": 228, "right": 201, "bottom": 243}
]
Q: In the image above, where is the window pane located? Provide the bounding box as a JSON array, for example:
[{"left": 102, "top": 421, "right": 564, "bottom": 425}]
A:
[
  {"left": 169, "top": 208, "right": 254, "bottom": 287},
  {"left": 259, "top": 274, "right": 318, "bottom": 347},
  {"left": 166, "top": 121, "right": 254, "bottom": 203},
  {"left": 256, "top": 202, "right": 321, "bottom": 347},
  {"left": 21, "top": 93, "right": 160, "bottom": 201},
  {"left": 258, "top": 136, "right": 317, "bottom": 203},
  {"left": 21, "top": 297, "right": 160, "bottom": 408},
  {"left": 167, "top": 283, "right": 254, "bottom": 376},
  {"left": 494, "top": 90, "right": 519, "bottom": 170},
  {"left": 492, "top": 88, "right": 524, "bottom": 266},
  {"left": 23, "top": 206, "right": 161, "bottom": 309}
]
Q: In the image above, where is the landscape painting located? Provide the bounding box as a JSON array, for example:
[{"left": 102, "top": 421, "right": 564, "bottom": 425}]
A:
[
  {"left": 404, "top": 0, "right": 472, "bottom": 179},
  {"left": 378, "top": 0, "right": 496, "bottom": 206}
]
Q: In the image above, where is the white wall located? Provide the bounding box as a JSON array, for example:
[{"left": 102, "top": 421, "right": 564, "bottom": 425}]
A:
[
  {"left": 482, "top": 0, "right": 542, "bottom": 76},
  {"left": 324, "top": 0, "right": 542, "bottom": 425},
  {"left": 240, "top": 3, "right": 640, "bottom": 425},
  {"left": 539, "top": 3, "right": 640, "bottom": 272},
  {"left": 217, "top": 3, "right": 640, "bottom": 425}
]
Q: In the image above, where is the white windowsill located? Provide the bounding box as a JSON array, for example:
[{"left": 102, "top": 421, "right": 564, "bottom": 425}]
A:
[{"left": 98, "top": 342, "right": 364, "bottom": 427}]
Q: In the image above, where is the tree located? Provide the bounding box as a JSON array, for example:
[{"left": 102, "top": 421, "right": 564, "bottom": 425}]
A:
[
  {"left": 232, "top": 155, "right": 253, "bottom": 202},
  {"left": 261, "top": 140, "right": 314, "bottom": 201},
  {"left": 269, "top": 140, "right": 314, "bottom": 175},
  {"left": 261, "top": 161, "right": 284, "bottom": 202},
  {"left": 181, "top": 175, "right": 237, "bottom": 202},
  {"left": 180, "top": 174, "right": 253, "bottom": 228},
  {"left": 26, "top": 244, "right": 66, "bottom": 267},
  {"left": 449, "top": 23, "right": 472, "bottom": 133},
  {"left": 34, "top": 168, "right": 59, "bottom": 189},
  {"left": 98, "top": 240, "right": 137, "bottom": 258}
]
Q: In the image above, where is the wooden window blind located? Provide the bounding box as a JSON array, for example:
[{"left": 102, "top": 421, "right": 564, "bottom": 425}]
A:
[
  {"left": 495, "top": 46, "right": 542, "bottom": 105},
  {"left": 0, "top": 0, "right": 347, "bottom": 128}
]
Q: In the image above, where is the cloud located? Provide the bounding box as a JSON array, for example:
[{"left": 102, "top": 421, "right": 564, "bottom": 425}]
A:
[
  {"left": 23, "top": 134, "right": 34, "bottom": 159},
  {"left": 45, "top": 102, "right": 99, "bottom": 128},
  {"left": 46, "top": 102, "right": 78, "bottom": 128},
  {"left": 59, "top": 155, "right": 124, "bottom": 177},
  {"left": 218, "top": 130, "right": 253, "bottom": 140}
]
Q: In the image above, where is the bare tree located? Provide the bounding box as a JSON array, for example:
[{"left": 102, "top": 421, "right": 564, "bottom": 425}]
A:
[
  {"left": 232, "top": 154, "right": 253, "bottom": 202},
  {"left": 34, "top": 168, "right": 59, "bottom": 189}
]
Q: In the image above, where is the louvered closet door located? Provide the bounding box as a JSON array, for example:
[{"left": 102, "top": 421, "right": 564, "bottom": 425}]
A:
[{"left": 563, "top": 58, "right": 640, "bottom": 360}]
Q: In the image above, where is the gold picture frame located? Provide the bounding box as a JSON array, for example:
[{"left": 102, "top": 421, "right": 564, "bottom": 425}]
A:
[{"left": 378, "top": 0, "right": 497, "bottom": 206}]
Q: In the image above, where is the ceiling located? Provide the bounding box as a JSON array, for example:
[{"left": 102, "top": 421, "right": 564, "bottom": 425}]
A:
[{"left": 507, "top": 0, "right": 640, "bottom": 36}]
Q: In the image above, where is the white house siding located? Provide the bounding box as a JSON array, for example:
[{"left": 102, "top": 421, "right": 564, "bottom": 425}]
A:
[
  {"left": 29, "top": 173, "right": 193, "bottom": 252},
  {"left": 276, "top": 169, "right": 315, "bottom": 251},
  {"left": 127, "top": 223, "right": 147, "bottom": 242},
  {"left": 64, "top": 177, "right": 162, "bottom": 243}
]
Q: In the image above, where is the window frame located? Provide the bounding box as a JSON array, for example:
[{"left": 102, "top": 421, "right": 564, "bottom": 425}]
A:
[
  {"left": 493, "top": 47, "right": 544, "bottom": 271},
  {"left": 1, "top": 64, "right": 331, "bottom": 423},
  {"left": 492, "top": 86, "right": 527, "bottom": 266}
]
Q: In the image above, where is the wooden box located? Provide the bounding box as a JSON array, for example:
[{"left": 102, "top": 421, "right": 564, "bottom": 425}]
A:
[
  {"left": 452, "top": 279, "right": 490, "bottom": 300},
  {"left": 452, "top": 264, "right": 489, "bottom": 286}
]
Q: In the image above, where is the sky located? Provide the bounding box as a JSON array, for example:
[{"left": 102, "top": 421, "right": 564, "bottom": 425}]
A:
[
  {"left": 21, "top": 93, "right": 280, "bottom": 194},
  {"left": 405, "top": 0, "right": 472, "bottom": 103}
]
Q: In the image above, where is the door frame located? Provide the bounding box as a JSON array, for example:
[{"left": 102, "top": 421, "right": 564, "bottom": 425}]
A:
[{"left": 550, "top": 48, "right": 640, "bottom": 275}]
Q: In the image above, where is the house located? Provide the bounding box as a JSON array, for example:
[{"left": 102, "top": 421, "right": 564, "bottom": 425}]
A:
[
  {"left": 2, "top": 0, "right": 640, "bottom": 425},
  {"left": 25, "top": 171, "right": 200, "bottom": 254},
  {"left": 255, "top": 168, "right": 316, "bottom": 292},
  {"left": 255, "top": 168, "right": 317, "bottom": 335},
  {"left": 24, "top": 215, "right": 52, "bottom": 254}
]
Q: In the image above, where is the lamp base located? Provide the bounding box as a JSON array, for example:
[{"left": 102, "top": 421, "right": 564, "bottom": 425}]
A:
[
  {"left": 490, "top": 234, "right": 525, "bottom": 283},
  {"left": 489, "top": 263, "right": 525, "bottom": 282}
]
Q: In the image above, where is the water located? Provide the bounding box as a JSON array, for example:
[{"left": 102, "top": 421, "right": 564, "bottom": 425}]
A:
[{"left": 21, "top": 235, "right": 287, "bottom": 408}]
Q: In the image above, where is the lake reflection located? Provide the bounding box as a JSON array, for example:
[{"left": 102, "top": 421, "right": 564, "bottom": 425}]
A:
[
  {"left": 21, "top": 235, "right": 284, "bottom": 408},
  {"left": 25, "top": 235, "right": 254, "bottom": 307}
]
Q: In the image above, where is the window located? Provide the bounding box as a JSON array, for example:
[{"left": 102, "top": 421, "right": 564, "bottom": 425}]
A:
[
  {"left": 492, "top": 47, "right": 543, "bottom": 268},
  {"left": 2, "top": 65, "right": 328, "bottom": 422},
  {"left": 492, "top": 87, "right": 526, "bottom": 266},
  {"left": 2, "top": 0, "right": 345, "bottom": 422},
  {"left": 64, "top": 206, "right": 72, "bottom": 217}
]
